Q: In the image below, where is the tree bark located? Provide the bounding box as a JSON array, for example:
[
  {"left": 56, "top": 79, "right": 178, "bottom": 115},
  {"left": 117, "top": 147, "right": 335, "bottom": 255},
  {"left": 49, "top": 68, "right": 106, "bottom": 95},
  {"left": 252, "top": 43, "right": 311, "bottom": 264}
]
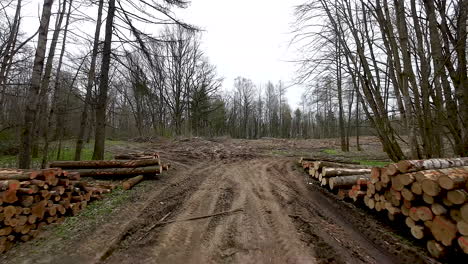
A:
[
  {"left": 18, "top": 0, "right": 55, "bottom": 169},
  {"left": 92, "top": 0, "right": 116, "bottom": 160}
]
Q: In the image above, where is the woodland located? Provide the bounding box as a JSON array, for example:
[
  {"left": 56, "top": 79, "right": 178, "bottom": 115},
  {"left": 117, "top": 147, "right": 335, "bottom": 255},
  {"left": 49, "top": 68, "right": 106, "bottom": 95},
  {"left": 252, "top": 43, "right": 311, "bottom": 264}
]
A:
[{"left": 0, "top": 0, "right": 467, "bottom": 169}]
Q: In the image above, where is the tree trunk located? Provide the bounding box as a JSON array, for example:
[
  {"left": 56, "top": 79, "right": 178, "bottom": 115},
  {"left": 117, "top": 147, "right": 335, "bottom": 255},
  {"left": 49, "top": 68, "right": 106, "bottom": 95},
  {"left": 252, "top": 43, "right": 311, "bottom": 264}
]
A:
[
  {"left": 18, "top": 0, "right": 55, "bottom": 169},
  {"left": 92, "top": 0, "right": 116, "bottom": 160},
  {"left": 75, "top": 0, "right": 104, "bottom": 161}
]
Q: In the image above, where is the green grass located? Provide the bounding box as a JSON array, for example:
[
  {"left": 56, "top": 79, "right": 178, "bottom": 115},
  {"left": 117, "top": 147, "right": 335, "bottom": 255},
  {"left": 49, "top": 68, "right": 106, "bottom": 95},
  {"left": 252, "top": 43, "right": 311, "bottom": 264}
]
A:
[
  {"left": 323, "top": 149, "right": 339, "bottom": 155},
  {"left": 0, "top": 140, "right": 120, "bottom": 168},
  {"left": 53, "top": 186, "right": 133, "bottom": 239}
]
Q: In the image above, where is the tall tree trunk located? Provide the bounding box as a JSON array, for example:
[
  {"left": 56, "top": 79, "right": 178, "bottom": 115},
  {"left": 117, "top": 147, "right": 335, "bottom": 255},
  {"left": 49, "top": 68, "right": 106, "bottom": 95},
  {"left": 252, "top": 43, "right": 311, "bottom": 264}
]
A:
[
  {"left": 18, "top": 0, "right": 55, "bottom": 169},
  {"left": 75, "top": 0, "right": 104, "bottom": 160},
  {"left": 42, "top": 0, "right": 73, "bottom": 168},
  {"left": 92, "top": 0, "right": 116, "bottom": 160},
  {"left": 32, "top": 0, "right": 67, "bottom": 158}
]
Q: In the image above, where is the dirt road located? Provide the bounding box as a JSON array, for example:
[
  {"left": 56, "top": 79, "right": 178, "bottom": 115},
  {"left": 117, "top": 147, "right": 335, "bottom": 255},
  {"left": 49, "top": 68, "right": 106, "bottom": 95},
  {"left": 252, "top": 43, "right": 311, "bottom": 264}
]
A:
[{"left": 1, "top": 138, "right": 437, "bottom": 264}]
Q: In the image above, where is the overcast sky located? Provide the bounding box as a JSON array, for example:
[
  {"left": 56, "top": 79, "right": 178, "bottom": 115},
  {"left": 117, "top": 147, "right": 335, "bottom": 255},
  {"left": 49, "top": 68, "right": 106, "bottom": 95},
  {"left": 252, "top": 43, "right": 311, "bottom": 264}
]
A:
[{"left": 176, "top": 0, "right": 304, "bottom": 109}]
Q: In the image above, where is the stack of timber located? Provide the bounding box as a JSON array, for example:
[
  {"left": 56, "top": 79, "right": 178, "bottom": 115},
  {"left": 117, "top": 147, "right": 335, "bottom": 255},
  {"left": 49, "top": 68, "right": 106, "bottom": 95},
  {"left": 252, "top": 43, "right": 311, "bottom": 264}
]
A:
[
  {"left": 361, "top": 158, "right": 468, "bottom": 258},
  {"left": 299, "top": 156, "right": 468, "bottom": 259},
  {"left": 298, "top": 158, "right": 372, "bottom": 201},
  {"left": 49, "top": 152, "right": 170, "bottom": 190},
  {"left": 0, "top": 168, "right": 111, "bottom": 253}
]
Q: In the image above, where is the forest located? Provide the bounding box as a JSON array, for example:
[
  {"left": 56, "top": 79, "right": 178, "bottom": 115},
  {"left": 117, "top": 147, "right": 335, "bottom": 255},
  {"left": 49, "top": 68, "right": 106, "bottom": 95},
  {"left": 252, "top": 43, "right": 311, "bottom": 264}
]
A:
[{"left": 0, "top": 0, "right": 467, "bottom": 170}]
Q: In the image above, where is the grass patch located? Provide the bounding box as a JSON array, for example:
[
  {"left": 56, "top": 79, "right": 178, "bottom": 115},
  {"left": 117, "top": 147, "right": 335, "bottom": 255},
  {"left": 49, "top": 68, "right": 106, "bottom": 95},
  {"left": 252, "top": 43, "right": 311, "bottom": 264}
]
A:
[
  {"left": 54, "top": 186, "right": 132, "bottom": 239},
  {"left": 323, "top": 149, "right": 339, "bottom": 155},
  {"left": 0, "top": 140, "right": 121, "bottom": 168},
  {"left": 353, "top": 160, "right": 391, "bottom": 167}
]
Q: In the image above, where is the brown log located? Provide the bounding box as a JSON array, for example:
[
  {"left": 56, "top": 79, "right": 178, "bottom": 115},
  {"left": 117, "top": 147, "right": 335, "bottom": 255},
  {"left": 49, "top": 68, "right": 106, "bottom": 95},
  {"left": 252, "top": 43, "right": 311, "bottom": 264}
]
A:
[
  {"left": 437, "top": 167, "right": 468, "bottom": 190},
  {"left": 1, "top": 189, "right": 17, "bottom": 203},
  {"left": 409, "top": 207, "right": 420, "bottom": 221},
  {"left": 322, "top": 167, "right": 371, "bottom": 177},
  {"left": 49, "top": 159, "right": 161, "bottom": 169},
  {"left": 328, "top": 175, "right": 370, "bottom": 190},
  {"left": 422, "top": 193, "right": 434, "bottom": 204},
  {"left": 31, "top": 200, "right": 47, "bottom": 219},
  {"left": 370, "top": 167, "right": 380, "bottom": 183},
  {"left": 451, "top": 209, "right": 463, "bottom": 222},
  {"left": 0, "top": 180, "right": 20, "bottom": 191},
  {"left": 461, "top": 203, "right": 468, "bottom": 223},
  {"left": 367, "top": 198, "right": 375, "bottom": 209},
  {"left": 380, "top": 168, "right": 390, "bottom": 184},
  {"left": 458, "top": 236, "right": 468, "bottom": 254},
  {"left": 405, "top": 217, "right": 416, "bottom": 228},
  {"left": 401, "top": 205, "right": 410, "bottom": 216},
  {"left": 457, "top": 220, "right": 468, "bottom": 236},
  {"left": 401, "top": 188, "right": 414, "bottom": 201},
  {"left": 431, "top": 203, "right": 447, "bottom": 216},
  {"left": 411, "top": 181, "right": 423, "bottom": 195},
  {"left": 416, "top": 206, "right": 434, "bottom": 221},
  {"left": 68, "top": 166, "right": 162, "bottom": 177},
  {"left": 427, "top": 240, "right": 447, "bottom": 258},
  {"left": 447, "top": 189, "right": 468, "bottom": 205},
  {"left": 0, "top": 169, "right": 38, "bottom": 180},
  {"left": 314, "top": 161, "right": 371, "bottom": 171},
  {"left": 431, "top": 215, "right": 457, "bottom": 246},
  {"left": 411, "top": 225, "right": 428, "bottom": 239},
  {"left": 397, "top": 158, "right": 468, "bottom": 173},
  {"left": 122, "top": 175, "right": 144, "bottom": 190}
]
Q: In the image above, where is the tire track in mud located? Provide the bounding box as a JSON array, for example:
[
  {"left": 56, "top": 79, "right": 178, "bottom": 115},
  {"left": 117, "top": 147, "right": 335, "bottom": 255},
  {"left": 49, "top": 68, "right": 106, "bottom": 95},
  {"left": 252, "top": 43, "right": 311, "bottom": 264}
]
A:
[{"left": 102, "top": 157, "right": 434, "bottom": 264}]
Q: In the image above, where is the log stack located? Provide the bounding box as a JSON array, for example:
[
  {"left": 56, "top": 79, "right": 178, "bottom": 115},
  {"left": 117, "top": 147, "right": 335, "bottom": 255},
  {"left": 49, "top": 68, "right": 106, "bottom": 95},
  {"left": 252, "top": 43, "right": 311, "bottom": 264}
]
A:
[
  {"left": 362, "top": 158, "right": 468, "bottom": 258},
  {"left": 49, "top": 152, "right": 171, "bottom": 189},
  {"left": 298, "top": 158, "right": 371, "bottom": 201},
  {"left": 0, "top": 168, "right": 110, "bottom": 253},
  {"left": 300, "top": 157, "right": 468, "bottom": 259}
]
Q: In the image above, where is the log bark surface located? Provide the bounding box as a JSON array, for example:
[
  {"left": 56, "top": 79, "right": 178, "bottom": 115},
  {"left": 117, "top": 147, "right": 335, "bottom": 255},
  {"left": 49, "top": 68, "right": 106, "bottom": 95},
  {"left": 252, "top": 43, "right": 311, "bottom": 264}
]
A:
[
  {"left": 122, "top": 175, "right": 144, "bottom": 190},
  {"left": 68, "top": 166, "right": 162, "bottom": 177},
  {"left": 49, "top": 159, "right": 161, "bottom": 169}
]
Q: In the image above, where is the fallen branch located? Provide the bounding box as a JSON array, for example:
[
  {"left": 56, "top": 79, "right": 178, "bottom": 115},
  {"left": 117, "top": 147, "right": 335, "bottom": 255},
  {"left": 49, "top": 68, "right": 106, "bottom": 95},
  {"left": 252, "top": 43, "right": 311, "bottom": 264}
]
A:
[{"left": 147, "top": 208, "right": 244, "bottom": 231}]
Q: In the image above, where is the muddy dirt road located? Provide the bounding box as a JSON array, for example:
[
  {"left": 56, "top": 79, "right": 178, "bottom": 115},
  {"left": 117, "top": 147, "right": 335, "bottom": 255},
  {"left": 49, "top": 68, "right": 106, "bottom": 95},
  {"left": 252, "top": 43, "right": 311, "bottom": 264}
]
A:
[{"left": 2, "top": 138, "right": 437, "bottom": 264}]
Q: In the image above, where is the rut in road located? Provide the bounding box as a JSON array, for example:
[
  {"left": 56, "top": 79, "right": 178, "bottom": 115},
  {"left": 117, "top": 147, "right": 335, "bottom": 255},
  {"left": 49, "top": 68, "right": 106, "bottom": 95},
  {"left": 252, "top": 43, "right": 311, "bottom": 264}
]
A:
[{"left": 101, "top": 158, "right": 402, "bottom": 264}]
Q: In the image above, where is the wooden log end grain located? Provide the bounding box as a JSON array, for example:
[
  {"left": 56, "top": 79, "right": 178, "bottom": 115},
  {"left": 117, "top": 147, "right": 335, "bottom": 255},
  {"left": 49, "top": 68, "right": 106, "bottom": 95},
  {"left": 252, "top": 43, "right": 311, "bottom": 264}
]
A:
[{"left": 427, "top": 240, "right": 447, "bottom": 258}]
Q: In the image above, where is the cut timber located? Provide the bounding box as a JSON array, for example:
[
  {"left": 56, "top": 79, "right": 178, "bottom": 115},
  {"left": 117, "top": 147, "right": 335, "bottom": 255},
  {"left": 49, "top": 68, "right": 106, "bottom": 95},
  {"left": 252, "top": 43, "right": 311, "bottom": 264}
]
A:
[
  {"left": 322, "top": 168, "right": 371, "bottom": 177},
  {"left": 457, "top": 221, "right": 468, "bottom": 236},
  {"left": 411, "top": 182, "right": 423, "bottom": 195},
  {"left": 431, "top": 216, "right": 457, "bottom": 246},
  {"left": 328, "top": 174, "right": 370, "bottom": 190},
  {"left": 49, "top": 159, "right": 161, "bottom": 169},
  {"left": 69, "top": 166, "right": 162, "bottom": 177},
  {"left": 461, "top": 204, "right": 468, "bottom": 222},
  {"left": 397, "top": 158, "right": 468, "bottom": 173},
  {"left": 0, "top": 180, "right": 20, "bottom": 191},
  {"left": 371, "top": 167, "right": 380, "bottom": 183},
  {"left": 431, "top": 204, "right": 447, "bottom": 216},
  {"left": 437, "top": 166, "right": 468, "bottom": 190},
  {"left": 122, "top": 175, "right": 144, "bottom": 190},
  {"left": 406, "top": 217, "right": 416, "bottom": 228},
  {"left": 458, "top": 236, "right": 468, "bottom": 254},
  {"left": 411, "top": 225, "right": 428, "bottom": 239},
  {"left": 427, "top": 240, "right": 447, "bottom": 258},
  {"left": 447, "top": 189, "right": 468, "bottom": 205},
  {"left": 0, "top": 170, "right": 38, "bottom": 181},
  {"left": 313, "top": 161, "right": 371, "bottom": 171},
  {"left": 401, "top": 188, "right": 414, "bottom": 201},
  {"left": 416, "top": 206, "right": 434, "bottom": 221}
]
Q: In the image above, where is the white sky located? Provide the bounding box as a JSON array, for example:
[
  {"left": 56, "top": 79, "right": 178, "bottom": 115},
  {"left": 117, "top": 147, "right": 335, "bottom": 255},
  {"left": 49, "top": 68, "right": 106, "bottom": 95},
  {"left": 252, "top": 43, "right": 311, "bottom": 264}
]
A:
[{"left": 176, "top": 0, "right": 305, "bottom": 109}]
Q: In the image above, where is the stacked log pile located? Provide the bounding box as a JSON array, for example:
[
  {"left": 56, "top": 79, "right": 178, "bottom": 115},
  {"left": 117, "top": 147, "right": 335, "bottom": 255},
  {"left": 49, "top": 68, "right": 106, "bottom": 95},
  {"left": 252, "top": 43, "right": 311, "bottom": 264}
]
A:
[
  {"left": 299, "top": 158, "right": 371, "bottom": 201},
  {"left": 50, "top": 152, "right": 171, "bottom": 190},
  {"left": 0, "top": 168, "right": 111, "bottom": 253},
  {"left": 300, "top": 156, "right": 468, "bottom": 259},
  {"left": 364, "top": 158, "right": 468, "bottom": 258}
]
